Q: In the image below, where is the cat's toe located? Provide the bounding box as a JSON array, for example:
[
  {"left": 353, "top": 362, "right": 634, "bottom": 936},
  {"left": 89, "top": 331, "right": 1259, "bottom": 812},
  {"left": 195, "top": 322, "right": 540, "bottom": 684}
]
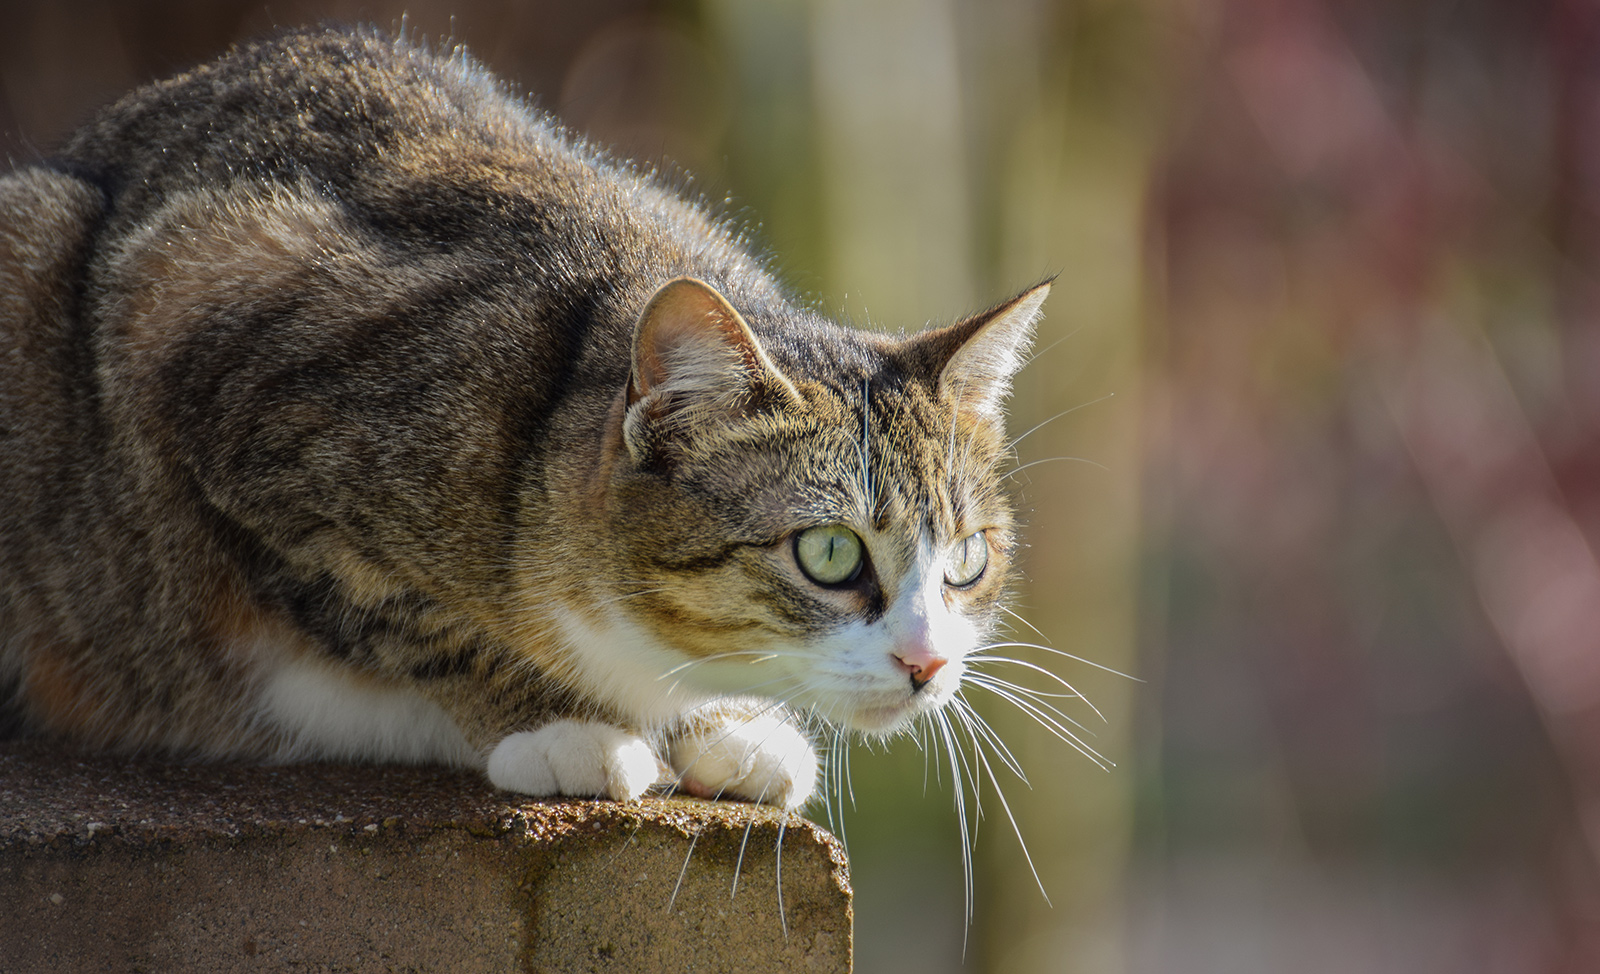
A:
[
  {"left": 486, "top": 721, "right": 664, "bottom": 800},
  {"left": 669, "top": 712, "right": 817, "bottom": 809}
]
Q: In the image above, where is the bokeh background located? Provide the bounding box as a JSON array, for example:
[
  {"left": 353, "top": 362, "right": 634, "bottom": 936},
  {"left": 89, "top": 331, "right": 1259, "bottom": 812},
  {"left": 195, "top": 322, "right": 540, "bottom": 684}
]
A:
[{"left": 5, "top": 0, "right": 1599, "bottom": 971}]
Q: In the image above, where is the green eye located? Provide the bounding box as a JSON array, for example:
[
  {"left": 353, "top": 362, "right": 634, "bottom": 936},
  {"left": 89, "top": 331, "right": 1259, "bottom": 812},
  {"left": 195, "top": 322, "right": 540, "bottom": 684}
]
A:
[
  {"left": 794, "top": 525, "right": 865, "bottom": 586},
  {"left": 945, "top": 531, "right": 989, "bottom": 587}
]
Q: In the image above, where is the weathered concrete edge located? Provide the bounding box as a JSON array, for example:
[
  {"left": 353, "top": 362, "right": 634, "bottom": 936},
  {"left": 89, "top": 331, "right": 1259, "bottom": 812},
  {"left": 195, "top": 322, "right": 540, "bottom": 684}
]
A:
[
  {"left": 0, "top": 738, "right": 848, "bottom": 877},
  {"left": 0, "top": 740, "right": 853, "bottom": 973}
]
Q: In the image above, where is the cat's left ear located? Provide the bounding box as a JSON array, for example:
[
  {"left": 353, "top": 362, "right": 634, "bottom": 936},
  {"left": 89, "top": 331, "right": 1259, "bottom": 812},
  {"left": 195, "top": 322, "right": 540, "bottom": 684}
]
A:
[
  {"left": 911, "top": 280, "right": 1051, "bottom": 420},
  {"left": 624, "top": 277, "right": 800, "bottom": 460}
]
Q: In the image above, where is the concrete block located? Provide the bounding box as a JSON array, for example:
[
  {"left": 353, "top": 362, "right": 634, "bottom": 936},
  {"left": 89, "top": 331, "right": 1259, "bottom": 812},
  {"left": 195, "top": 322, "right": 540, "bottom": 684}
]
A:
[{"left": 0, "top": 740, "right": 852, "bottom": 972}]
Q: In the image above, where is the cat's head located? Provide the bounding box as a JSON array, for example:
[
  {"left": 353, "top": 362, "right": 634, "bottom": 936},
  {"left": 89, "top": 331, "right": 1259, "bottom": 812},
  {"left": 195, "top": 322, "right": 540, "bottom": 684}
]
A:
[{"left": 590, "top": 276, "right": 1046, "bottom": 735}]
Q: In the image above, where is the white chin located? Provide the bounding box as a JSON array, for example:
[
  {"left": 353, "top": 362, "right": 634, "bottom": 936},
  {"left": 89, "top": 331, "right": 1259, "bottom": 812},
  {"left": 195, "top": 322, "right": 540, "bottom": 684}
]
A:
[
  {"left": 794, "top": 675, "right": 958, "bottom": 734},
  {"left": 842, "top": 693, "right": 946, "bottom": 734},
  {"left": 844, "top": 704, "right": 911, "bottom": 734}
]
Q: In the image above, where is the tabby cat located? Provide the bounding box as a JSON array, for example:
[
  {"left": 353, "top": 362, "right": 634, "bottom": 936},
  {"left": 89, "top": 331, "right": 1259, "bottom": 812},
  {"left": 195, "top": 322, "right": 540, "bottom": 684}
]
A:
[{"left": 0, "top": 27, "right": 1048, "bottom": 809}]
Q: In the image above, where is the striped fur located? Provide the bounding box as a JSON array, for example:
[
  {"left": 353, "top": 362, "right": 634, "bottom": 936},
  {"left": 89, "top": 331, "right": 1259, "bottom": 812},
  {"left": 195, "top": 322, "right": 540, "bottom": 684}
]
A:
[{"left": 0, "top": 28, "right": 1046, "bottom": 806}]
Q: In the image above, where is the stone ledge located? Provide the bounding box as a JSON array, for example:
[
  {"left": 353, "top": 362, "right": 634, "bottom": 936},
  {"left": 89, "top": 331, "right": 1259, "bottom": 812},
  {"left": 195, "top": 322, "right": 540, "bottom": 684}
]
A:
[{"left": 0, "top": 740, "right": 852, "bottom": 973}]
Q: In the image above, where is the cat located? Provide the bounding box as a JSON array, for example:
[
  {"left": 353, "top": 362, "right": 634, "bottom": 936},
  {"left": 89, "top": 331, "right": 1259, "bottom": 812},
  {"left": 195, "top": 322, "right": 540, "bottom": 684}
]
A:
[{"left": 0, "top": 26, "right": 1048, "bottom": 811}]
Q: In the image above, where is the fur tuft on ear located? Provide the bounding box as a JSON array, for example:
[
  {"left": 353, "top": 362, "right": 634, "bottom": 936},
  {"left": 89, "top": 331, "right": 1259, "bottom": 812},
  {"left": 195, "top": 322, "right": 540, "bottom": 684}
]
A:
[
  {"left": 623, "top": 277, "right": 799, "bottom": 462},
  {"left": 910, "top": 280, "right": 1051, "bottom": 420}
]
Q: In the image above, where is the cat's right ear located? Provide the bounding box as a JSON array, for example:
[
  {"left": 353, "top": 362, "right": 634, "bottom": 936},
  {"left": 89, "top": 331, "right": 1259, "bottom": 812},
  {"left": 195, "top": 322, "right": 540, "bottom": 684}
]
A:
[
  {"left": 623, "top": 277, "right": 800, "bottom": 462},
  {"left": 910, "top": 279, "right": 1051, "bottom": 422}
]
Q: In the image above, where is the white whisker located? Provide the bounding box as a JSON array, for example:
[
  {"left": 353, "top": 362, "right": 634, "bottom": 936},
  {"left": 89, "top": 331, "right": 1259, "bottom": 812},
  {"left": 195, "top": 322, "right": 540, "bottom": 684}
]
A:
[
  {"left": 1017, "top": 325, "right": 1082, "bottom": 370},
  {"left": 1007, "top": 392, "right": 1116, "bottom": 451},
  {"left": 979, "top": 641, "right": 1140, "bottom": 681},
  {"left": 775, "top": 815, "right": 791, "bottom": 941},
  {"left": 967, "top": 674, "right": 1098, "bottom": 743},
  {"left": 933, "top": 709, "right": 976, "bottom": 942},
  {"left": 667, "top": 825, "right": 701, "bottom": 913},
  {"left": 965, "top": 680, "right": 1114, "bottom": 771},
  {"left": 843, "top": 731, "right": 857, "bottom": 810},
  {"left": 655, "top": 649, "right": 810, "bottom": 681},
  {"left": 662, "top": 670, "right": 803, "bottom": 703},
  {"left": 1000, "top": 605, "right": 1050, "bottom": 641},
  {"left": 968, "top": 720, "right": 1052, "bottom": 906},
  {"left": 731, "top": 813, "right": 756, "bottom": 900},
  {"left": 951, "top": 695, "right": 1028, "bottom": 783},
  {"left": 965, "top": 660, "right": 1105, "bottom": 724},
  {"left": 965, "top": 675, "right": 1100, "bottom": 739},
  {"left": 1004, "top": 455, "right": 1109, "bottom": 479},
  {"left": 965, "top": 661, "right": 1093, "bottom": 698}
]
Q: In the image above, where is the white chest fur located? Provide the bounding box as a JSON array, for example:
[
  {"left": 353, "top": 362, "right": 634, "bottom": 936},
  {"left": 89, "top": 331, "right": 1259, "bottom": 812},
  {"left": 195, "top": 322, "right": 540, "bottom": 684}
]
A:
[{"left": 256, "top": 656, "right": 482, "bottom": 767}]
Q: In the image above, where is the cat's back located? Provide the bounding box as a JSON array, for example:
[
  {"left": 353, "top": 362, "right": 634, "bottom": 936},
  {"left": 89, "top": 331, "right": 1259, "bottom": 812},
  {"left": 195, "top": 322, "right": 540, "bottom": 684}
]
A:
[
  {"left": 62, "top": 29, "right": 574, "bottom": 230},
  {"left": 0, "top": 27, "right": 785, "bottom": 742},
  {"left": 59, "top": 29, "right": 713, "bottom": 276}
]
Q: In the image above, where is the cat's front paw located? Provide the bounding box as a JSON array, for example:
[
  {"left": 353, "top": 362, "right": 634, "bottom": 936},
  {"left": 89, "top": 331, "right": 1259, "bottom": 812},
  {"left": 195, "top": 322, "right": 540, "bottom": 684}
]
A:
[
  {"left": 486, "top": 720, "right": 664, "bottom": 800},
  {"left": 668, "top": 708, "right": 817, "bottom": 810}
]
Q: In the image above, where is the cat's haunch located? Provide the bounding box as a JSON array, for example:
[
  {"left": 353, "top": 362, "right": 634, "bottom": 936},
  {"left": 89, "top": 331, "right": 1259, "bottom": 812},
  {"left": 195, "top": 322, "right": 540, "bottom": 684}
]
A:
[{"left": 0, "top": 27, "right": 1048, "bottom": 809}]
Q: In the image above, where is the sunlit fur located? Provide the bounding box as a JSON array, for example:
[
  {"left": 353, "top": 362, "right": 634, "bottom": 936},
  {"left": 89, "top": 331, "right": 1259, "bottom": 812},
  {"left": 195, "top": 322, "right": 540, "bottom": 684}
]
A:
[
  {"left": 547, "top": 322, "right": 1024, "bottom": 730},
  {"left": 0, "top": 26, "right": 1081, "bottom": 837}
]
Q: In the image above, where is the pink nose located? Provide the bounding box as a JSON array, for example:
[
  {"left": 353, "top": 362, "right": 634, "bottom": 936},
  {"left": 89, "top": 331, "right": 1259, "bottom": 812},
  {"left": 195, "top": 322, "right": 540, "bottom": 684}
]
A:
[{"left": 892, "top": 644, "right": 948, "bottom": 690}]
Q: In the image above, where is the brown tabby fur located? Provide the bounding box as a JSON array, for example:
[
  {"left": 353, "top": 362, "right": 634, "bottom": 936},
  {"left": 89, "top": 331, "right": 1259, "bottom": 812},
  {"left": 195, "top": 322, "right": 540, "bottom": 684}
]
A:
[{"left": 0, "top": 27, "right": 1043, "bottom": 789}]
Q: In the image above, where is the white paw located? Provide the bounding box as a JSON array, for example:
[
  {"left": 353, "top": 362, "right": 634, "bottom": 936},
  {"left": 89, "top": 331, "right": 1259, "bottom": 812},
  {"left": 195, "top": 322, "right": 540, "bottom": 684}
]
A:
[
  {"left": 486, "top": 721, "right": 664, "bottom": 800},
  {"left": 669, "top": 710, "right": 817, "bottom": 809}
]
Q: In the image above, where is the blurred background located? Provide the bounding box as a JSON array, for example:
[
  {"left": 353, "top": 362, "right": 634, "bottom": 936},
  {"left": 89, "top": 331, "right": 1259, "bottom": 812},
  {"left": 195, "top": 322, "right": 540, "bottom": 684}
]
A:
[{"left": 4, "top": 0, "right": 1599, "bottom": 970}]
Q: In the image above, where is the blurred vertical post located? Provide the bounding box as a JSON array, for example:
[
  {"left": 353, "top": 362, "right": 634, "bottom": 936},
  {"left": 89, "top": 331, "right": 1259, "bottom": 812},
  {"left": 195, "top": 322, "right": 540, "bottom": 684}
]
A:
[
  {"left": 708, "top": 2, "right": 982, "bottom": 969},
  {"left": 808, "top": 0, "right": 975, "bottom": 321},
  {"left": 709, "top": 0, "right": 1170, "bottom": 969},
  {"left": 972, "top": 3, "right": 1167, "bottom": 972},
  {"left": 801, "top": 0, "right": 1169, "bottom": 970}
]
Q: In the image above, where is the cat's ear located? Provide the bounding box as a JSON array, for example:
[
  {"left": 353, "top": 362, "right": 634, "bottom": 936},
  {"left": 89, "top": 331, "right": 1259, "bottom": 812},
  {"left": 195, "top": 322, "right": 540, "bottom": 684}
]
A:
[
  {"left": 912, "top": 280, "right": 1051, "bottom": 420},
  {"left": 624, "top": 277, "right": 799, "bottom": 459}
]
